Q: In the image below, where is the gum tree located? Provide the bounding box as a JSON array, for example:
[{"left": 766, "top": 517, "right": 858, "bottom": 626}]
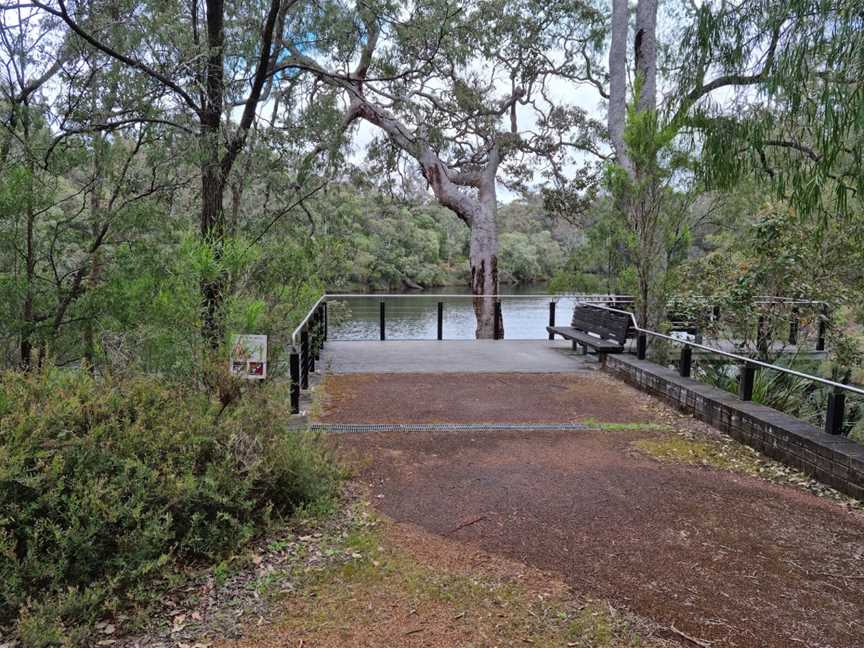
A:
[
  {"left": 604, "top": 0, "right": 783, "bottom": 330},
  {"left": 27, "top": 0, "right": 302, "bottom": 344},
  {"left": 285, "top": 0, "right": 605, "bottom": 337},
  {"left": 680, "top": 0, "right": 863, "bottom": 215}
]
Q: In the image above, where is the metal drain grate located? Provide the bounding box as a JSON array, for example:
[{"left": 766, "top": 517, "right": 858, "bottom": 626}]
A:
[{"left": 309, "top": 422, "right": 592, "bottom": 433}]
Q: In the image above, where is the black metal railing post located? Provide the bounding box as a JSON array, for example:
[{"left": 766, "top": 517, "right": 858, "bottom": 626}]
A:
[
  {"left": 379, "top": 301, "right": 386, "bottom": 341},
  {"left": 825, "top": 389, "right": 846, "bottom": 435},
  {"left": 788, "top": 307, "right": 799, "bottom": 345},
  {"left": 494, "top": 300, "right": 503, "bottom": 340},
  {"left": 636, "top": 333, "right": 647, "bottom": 360},
  {"left": 323, "top": 301, "right": 328, "bottom": 341},
  {"left": 757, "top": 315, "right": 768, "bottom": 351},
  {"left": 437, "top": 302, "right": 443, "bottom": 340},
  {"left": 309, "top": 321, "right": 316, "bottom": 373},
  {"left": 740, "top": 362, "right": 755, "bottom": 401},
  {"left": 313, "top": 309, "right": 321, "bottom": 361},
  {"left": 300, "top": 328, "right": 310, "bottom": 389},
  {"left": 817, "top": 304, "right": 828, "bottom": 351},
  {"left": 290, "top": 350, "right": 300, "bottom": 414},
  {"left": 548, "top": 302, "right": 556, "bottom": 340},
  {"left": 679, "top": 345, "right": 692, "bottom": 378}
]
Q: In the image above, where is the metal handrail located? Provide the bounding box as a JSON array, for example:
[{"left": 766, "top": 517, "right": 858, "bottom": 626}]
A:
[
  {"left": 291, "top": 293, "right": 326, "bottom": 346},
  {"left": 325, "top": 293, "right": 634, "bottom": 301},
  {"left": 753, "top": 296, "right": 828, "bottom": 306},
  {"left": 592, "top": 304, "right": 864, "bottom": 398}
]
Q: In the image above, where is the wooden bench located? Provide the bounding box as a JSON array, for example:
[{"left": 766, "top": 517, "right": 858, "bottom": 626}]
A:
[{"left": 547, "top": 304, "right": 633, "bottom": 358}]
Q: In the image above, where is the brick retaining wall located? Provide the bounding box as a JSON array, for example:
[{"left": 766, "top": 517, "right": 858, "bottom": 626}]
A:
[{"left": 605, "top": 354, "right": 864, "bottom": 501}]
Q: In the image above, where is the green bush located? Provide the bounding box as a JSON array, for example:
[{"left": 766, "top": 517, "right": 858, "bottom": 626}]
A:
[{"left": 0, "top": 369, "right": 339, "bottom": 643}]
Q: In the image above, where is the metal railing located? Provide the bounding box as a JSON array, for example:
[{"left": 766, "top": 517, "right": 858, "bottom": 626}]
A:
[
  {"left": 326, "top": 293, "right": 634, "bottom": 342},
  {"left": 593, "top": 304, "right": 861, "bottom": 436},
  {"left": 287, "top": 292, "right": 633, "bottom": 411},
  {"left": 668, "top": 297, "right": 829, "bottom": 350},
  {"left": 289, "top": 295, "right": 327, "bottom": 414}
]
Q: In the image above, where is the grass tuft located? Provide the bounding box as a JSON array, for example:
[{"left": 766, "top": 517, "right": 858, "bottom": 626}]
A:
[{"left": 632, "top": 435, "right": 762, "bottom": 475}]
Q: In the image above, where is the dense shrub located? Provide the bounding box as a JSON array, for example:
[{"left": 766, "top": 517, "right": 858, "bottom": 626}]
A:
[{"left": 0, "top": 369, "right": 339, "bottom": 644}]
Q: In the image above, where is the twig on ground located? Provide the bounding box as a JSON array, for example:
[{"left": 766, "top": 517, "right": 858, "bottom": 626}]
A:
[
  {"left": 445, "top": 515, "right": 488, "bottom": 535},
  {"left": 667, "top": 624, "right": 712, "bottom": 647},
  {"left": 816, "top": 572, "right": 864, "bottom": 580}
]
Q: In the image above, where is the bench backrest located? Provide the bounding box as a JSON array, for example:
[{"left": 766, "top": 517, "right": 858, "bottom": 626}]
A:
[{"left": 570, "top": 305, "right": 632, "bottom": 343}]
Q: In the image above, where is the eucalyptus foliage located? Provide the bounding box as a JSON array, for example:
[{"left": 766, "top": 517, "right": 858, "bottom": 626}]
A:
[{"left": 679, "top": 0, "right": 864, "bottom": 218}]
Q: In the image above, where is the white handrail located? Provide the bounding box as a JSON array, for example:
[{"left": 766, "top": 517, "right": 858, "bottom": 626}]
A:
[{"left": 291, "top": 293, "right": 327, "bottom": 347}]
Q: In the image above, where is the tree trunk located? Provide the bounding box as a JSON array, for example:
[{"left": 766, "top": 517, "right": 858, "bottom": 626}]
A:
[
  {"left": 20, "top": 100, "right": 35, "bottom": 370},
  {"left": 83, "top": 129, "right": 106, "bottom": 372},
  {"left": 608, "top": 0, "right": 665, "bottom": 333},
  {"left": 470, "top": 182, "right": 501, "bottom": 339},
  {"left": 200, "top": 137, "right": 225, "bottom": 346},
  {"left": 200, "top": 0, "right": 226, "bottom": 348}
]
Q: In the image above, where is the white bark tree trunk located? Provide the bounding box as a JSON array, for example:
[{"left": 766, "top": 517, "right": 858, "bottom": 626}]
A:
[
  {"left": 635, "top": 0, "right": 658, "bottom": 113},
  {"left": 608, "top": 0, "right": 665, "bottom": 332},
  {"left": 470, "top": 179, "right": 501, "bottom": 339},
  {"left": 609, "top": 0, "right": 633, "bottom": 176}
]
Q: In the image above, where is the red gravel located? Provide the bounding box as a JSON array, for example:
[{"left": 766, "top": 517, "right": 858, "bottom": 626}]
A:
[
  {"left": 319, "top": 371, "right": 656, "bottom": 424},
  {"left": 326, "top": 373, "right": 864, "bottom": 648}
]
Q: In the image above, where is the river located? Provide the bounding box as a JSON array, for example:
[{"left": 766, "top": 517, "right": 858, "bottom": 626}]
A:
[{"left": 327, "top": 285, "right": 616, "bottom": 340}]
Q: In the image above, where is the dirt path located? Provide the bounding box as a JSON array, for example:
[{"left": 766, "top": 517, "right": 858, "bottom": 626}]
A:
[
  {"left": 324, "top": 372, "right": 864, "bottom": 648},
  {"left": 220, "top": 516, "right": 674, "bottom": 648}
]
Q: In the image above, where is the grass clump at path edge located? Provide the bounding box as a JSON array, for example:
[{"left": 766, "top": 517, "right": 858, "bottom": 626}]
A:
[{"left": 632, "top": 434, "right": 764, "bottom": 475}]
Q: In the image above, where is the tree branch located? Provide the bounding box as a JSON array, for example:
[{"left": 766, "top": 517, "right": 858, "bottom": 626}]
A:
[{"left": 30, "top": 0, "right": 202, "bottom": 115}]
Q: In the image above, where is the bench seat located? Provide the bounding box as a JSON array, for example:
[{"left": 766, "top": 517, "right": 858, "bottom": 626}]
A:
[{"left": 546, "top": 326, "right": 624, "bottom": 352}]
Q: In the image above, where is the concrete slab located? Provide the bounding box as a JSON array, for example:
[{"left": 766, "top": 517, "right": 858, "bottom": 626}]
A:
[{"left": 321, "top": 339, "right": 595, "bottom": 374}]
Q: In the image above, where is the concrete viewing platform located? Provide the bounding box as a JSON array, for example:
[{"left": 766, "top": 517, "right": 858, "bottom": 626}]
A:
[{"left": 322, "top": 339, "right": 595, "bottom": 374}]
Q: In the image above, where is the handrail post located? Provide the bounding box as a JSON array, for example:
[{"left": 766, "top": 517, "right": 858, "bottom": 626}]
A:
[
  {"left": 379, "top": 301, "right": 386, "bottom": 341},
  {"left": 679, "top": 345, "right": 692, "bottom": 378},
  {"left": 309, "top": 320, "right": 316, "bottom": 373},
  {"left": 548, "top": 301, "right": 556, "bottom": 340},
  {"left": 290, "top": 349, "right": 300, "bottom": 414},
  {"left": 788, "top": 307, "right": 799, "bottom": 345},
  {"left": 494, "top": 300, "right": 503, "bottom": 340},
  {"left": 817, "top": 303, "right": 828, "bottom": 351},
  {"left": 636, "top": 333, "right": 647, "bottom": 360},
  {"left": 825, "top": 389, "right": 846, "bottom": 435},
  {"left": 437, "top": 302, "right": 443, "bottom": 340},
  {"left": 323, "top": 301, "right": 328, "bottom": 341},
  {"left": 313, "top": 309, "right": 321, "bottom": 361},
  {"left": 757, "top": 315, "right": 768, "bottom": 354},
  {"left": 740, "top": 362, "right": 755, "bottom": 401},
  {"left": 300, "top": 328, "right": 310, "bottom": 389}
]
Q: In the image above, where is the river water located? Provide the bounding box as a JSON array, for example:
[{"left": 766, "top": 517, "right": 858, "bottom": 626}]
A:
[{"left": 327, "top": 285, "right": 620, "bottom": 340}]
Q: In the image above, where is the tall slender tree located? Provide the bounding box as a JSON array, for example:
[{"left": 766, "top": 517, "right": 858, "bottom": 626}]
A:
[{"left": 604, "top": 0, "right": 782, "bottom": 330}]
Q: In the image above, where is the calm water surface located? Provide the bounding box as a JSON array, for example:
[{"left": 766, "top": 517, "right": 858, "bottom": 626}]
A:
[{"left": 328, "top": 285, "right": 613, "bottom": 340}]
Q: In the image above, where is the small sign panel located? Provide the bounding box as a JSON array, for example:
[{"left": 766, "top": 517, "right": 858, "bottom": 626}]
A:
[{"left": 230, "top": 334, "right": 268, "bottom": 380}]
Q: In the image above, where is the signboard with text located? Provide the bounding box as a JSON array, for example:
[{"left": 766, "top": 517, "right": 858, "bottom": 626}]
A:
[{"left": 229, "top": 334, "right": 268, "bottom": 380}]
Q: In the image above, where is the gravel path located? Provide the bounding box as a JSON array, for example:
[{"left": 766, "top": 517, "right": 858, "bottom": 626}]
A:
[{"left": 325, "top": 372, "right": 864, "bottom": 648}]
